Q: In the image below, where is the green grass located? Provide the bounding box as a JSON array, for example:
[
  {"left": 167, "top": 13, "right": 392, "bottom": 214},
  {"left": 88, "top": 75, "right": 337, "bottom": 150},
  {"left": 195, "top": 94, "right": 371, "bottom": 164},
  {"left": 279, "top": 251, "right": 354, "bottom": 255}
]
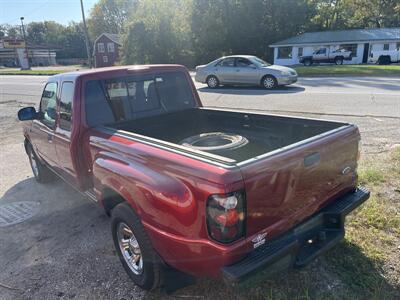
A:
[
  {"left": 358, "top": 168, "right": 386, "bottom": 185},
  {"left": 294, "top": 64, "right": 400, "bottom": 77},
  {"left": 0, "top": 69, "right": 64, "bottom": 75}
]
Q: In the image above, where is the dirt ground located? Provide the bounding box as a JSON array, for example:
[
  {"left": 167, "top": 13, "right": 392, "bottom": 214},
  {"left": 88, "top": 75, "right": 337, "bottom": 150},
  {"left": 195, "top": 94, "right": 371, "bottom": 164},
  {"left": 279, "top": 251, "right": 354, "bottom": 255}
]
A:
[{"left": 0, "top": 95, "right": 399, "bottom": 299}]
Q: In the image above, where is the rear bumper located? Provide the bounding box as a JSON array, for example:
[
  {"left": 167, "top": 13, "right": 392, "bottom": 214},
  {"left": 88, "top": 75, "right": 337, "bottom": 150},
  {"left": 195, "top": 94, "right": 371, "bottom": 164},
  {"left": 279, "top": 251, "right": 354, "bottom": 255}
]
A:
[{"left": 222, "top": 187, "right": 370, "bottom": 285}]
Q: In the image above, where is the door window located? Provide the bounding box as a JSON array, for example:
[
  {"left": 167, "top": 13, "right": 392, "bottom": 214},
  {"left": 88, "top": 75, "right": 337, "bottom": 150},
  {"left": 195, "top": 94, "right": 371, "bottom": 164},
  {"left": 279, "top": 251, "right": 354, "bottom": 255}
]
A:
[
  {"left": 219, "top": 58, "right": 235, "bottom": 67},
  {"left": 59, "top": 82, "right": 74, "bottom": 131},
  {"left": 40, "top": 82, "right": 57, "bottom": 128},
  {"left": 236, "top": 58, "right": 253, "bottom": 68}
]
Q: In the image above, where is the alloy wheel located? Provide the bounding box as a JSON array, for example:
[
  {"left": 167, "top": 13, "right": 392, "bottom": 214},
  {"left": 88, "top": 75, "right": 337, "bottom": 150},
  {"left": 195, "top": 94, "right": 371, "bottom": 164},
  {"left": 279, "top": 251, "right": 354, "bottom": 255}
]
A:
[
  {"left": 263, "top": 77, "right": 276, "bottom": 89},
  {"left": 117, "top": 222, "right": 143, "bottom": 275}
]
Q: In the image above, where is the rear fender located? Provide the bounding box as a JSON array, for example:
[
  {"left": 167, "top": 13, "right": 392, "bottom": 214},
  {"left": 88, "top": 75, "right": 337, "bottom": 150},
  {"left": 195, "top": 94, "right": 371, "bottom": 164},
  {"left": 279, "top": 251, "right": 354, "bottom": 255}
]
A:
[{"left": 92, "top": 152, "right": 200, "bottom": 234}]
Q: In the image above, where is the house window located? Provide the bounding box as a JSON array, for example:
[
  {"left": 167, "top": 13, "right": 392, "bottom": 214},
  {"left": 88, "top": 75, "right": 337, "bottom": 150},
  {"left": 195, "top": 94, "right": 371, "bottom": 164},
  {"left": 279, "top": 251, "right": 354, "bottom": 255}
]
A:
[
  {"left": 103, "top": 56, "right": 108, "bottom": 63},
  {"left": 98, "top": 43, "right": 105, "bottom": 53},
  {"left": 107, "top": 42, "right": 115, "bottom": 53},
  {"left": 340, "top": 44, "right": 358, "bottom": 57},
  {"left": 383, "top": 43, "right": 389, "bottom": 51},
  {"left": 298, "top": 47, "right": 303, "bottom": 57},
  {"left": 397, "top": 42, "right": 400, "bottom": 50},
  {"left": 277, "top": 47, "right": 292, "bottom": 59}
]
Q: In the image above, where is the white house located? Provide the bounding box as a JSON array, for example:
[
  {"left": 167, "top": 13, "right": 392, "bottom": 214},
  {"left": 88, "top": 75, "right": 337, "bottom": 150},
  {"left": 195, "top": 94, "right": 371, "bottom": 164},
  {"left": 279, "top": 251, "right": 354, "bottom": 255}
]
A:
[{"left": 269, "top": 28, "right": 400, "bottom": 66}]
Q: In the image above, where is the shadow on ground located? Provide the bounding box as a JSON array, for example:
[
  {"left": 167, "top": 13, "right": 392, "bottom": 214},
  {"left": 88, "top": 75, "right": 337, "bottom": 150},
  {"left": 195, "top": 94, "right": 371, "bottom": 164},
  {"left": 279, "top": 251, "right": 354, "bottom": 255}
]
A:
[{"left": 198, "top": 85, "right": 305, "bottom": 95}]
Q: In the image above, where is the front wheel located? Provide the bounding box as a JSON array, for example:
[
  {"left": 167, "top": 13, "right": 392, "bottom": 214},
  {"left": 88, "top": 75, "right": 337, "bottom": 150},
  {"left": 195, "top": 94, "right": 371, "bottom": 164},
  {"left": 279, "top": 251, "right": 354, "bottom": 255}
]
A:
[
  {"left": 303, "top": 59, "right": 312, "bottom": 66},
  {"left": 111, "top": 202, "right": 162, "bottom": 290},
  {"left": 335, "top": 57, "right": 344, "bottom": 65},
  {"left": 262, "top": 75, "right": 277, "bottom": 89},
  {"left": 206, "top": 75, "right": 219, "bottom": 88},
  {"left": 27, "top": 143, "right": 53, "bottom": 183}
]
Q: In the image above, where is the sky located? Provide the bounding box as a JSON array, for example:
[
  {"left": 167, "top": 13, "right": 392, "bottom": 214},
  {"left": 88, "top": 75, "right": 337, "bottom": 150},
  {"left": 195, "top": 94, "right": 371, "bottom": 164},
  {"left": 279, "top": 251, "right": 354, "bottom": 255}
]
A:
[{"left": 1, "top": 0, "right": 98, "bottom": 26}]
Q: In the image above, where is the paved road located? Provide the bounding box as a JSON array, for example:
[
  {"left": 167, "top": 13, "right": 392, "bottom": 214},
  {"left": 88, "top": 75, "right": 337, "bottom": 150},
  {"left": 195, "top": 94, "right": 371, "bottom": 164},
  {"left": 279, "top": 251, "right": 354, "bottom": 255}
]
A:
[{"left": 1, "top": 75, "right": 400, "bottom": 118}]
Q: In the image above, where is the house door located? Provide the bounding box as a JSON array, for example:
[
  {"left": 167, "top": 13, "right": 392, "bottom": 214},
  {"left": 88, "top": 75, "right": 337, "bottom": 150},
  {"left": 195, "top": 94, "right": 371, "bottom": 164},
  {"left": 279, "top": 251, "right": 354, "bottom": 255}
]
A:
[{"left": 362, "top": 43, "right": 369, "bottom": 63}]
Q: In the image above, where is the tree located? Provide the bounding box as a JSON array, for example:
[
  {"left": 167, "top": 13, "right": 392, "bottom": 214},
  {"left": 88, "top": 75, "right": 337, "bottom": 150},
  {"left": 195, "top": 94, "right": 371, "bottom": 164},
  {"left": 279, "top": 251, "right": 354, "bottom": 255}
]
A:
[
  {"left": 123, "top": 0, "right": 193, "bottom": 65},
  {"left": 87, "top": 0, "right": 138, "bottom": 39}
]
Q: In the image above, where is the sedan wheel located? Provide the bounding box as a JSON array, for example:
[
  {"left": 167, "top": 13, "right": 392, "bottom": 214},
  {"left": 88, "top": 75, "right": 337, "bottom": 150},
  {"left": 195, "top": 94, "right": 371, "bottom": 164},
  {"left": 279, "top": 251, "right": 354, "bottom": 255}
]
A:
[
  {"left": 262, "top": 76, "right": 277, "bottom": 89},
  {"left": 206, "top": 76, "right": 219, "bottom": 88}
]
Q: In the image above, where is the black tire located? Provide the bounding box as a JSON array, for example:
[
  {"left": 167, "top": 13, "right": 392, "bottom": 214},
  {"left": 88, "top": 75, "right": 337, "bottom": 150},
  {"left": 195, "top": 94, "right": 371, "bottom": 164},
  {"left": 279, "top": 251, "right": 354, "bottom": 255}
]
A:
[
  {"left": 261, "top": 75, "right": 278, "bottom": 89},
  {"left": 26, "top": 143, "right": 53, "bottom": 183},
  {"left": 378, "top": 56, "right": 391, "bottom": 65},
  {"left": 111, "top": 202, "right": 162, "bottom": 291},
  {"left": 303, "top": 59, "right": 312, "bottom": 66},
  {"left": 335, "top": 56, "right": 344, "bottom": 65},
  {"left": 206, "top": 75, "right": 219, "bottom": 88}
]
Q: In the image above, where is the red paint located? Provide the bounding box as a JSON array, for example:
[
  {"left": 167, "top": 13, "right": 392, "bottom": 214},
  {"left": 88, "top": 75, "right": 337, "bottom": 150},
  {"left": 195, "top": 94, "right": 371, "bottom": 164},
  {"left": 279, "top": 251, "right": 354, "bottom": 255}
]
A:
[{"left": 20, "top": 65, "right": 360, "bottom": 278}]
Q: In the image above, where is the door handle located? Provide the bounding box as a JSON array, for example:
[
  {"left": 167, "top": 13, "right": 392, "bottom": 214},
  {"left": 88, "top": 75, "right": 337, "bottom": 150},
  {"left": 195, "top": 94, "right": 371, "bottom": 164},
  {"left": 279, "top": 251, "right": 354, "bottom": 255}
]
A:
[{"left": 47, "top": 134, "right": 53, "bottom": 143}]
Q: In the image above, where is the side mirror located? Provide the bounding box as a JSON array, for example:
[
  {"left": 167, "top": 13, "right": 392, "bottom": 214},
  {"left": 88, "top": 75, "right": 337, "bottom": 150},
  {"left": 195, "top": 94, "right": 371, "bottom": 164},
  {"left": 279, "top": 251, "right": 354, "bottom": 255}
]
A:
[{"left": 18, "top": 106, "right": 38, "bottom": 121}]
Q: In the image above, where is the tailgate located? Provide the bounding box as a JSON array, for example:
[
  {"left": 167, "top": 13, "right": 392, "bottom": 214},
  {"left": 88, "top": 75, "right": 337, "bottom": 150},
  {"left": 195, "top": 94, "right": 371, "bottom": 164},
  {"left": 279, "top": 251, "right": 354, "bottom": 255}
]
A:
[{"left": 239, "top": 125, "right": 360, "bottom": 238}]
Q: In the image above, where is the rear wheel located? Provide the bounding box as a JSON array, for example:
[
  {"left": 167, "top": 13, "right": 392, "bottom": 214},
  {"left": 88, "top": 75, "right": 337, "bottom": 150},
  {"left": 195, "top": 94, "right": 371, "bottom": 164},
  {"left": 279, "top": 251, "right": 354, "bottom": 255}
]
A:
[
  {"left": 261, "top": 75, "right": 277, "bottom": 89},
  {"left": 206, "top": 75, "right": 219, "bottom": 88},
  {"left": 378, "top": 56, "right": 391, "bottom": 65},
  {"left": 27, "top": 143, "right": 53, "bottom": 183},
  {"left": 111, "top": 202, "right": 162, "bottom": 290},
  {"left": 335, "top": 56, "right": 344, "bottom": 65},
  {"left": 303, "top": 59, "right": 312, "bottom": 66}
]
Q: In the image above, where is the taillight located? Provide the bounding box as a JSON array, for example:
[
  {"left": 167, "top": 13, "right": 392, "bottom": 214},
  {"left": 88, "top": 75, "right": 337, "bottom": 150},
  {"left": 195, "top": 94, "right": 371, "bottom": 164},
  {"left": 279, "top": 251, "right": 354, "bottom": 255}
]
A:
[{"left": 206, "top": 191, "right": 245, "bottom": 243}]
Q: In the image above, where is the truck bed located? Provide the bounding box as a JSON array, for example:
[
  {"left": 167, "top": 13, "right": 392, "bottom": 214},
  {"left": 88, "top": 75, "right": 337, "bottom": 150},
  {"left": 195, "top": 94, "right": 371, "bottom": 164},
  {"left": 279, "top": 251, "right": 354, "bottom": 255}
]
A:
[{"left": 108, "top": 108, "right": 348, "bottom": 163}]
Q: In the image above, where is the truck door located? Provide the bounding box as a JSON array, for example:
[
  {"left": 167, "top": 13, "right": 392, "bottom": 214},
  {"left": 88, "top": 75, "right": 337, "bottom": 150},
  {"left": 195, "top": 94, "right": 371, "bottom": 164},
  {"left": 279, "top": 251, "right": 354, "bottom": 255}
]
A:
[
  {"left": 30, "top": 82, "right": 58, "bottom": 167},
  {"left": 314, "top": 48, "right": 327, "bottom": 62},
  {"left": 54, "top": 81, "right": 78, "bottom": 186}
]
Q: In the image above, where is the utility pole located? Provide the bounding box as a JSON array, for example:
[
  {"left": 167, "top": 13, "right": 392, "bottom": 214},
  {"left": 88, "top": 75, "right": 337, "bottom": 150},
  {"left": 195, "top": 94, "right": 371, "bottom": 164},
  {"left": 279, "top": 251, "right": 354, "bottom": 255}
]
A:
[
  {"left": 20, "top": 17, "right": 30, "bottom": 70},
  {"left": 80, "top": 0, "right": 93, "bottom": 68}
]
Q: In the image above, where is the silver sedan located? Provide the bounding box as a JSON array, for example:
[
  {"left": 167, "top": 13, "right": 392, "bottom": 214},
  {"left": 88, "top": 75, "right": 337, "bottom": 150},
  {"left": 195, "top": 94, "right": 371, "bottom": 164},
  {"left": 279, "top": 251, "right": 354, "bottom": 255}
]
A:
[{"left": 195, "top": 55, "right": 298, "bottom": 89}]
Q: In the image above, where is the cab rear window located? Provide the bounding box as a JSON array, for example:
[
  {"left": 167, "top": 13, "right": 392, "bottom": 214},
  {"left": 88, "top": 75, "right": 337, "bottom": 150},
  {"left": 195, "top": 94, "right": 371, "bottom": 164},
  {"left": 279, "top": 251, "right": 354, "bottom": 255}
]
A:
[{"left": 85, "top": 71, "right": 196, "bottom": 126}]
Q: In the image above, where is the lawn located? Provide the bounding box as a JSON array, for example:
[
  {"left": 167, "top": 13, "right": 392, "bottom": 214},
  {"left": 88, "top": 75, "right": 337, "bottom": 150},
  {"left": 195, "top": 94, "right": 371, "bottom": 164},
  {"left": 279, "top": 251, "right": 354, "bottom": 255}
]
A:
[
  {"left": 0, "top": 69, "right": 64, "bottom": 75},
  {"left": 294, "top": 64, "right": 400, "bottom": 77}
]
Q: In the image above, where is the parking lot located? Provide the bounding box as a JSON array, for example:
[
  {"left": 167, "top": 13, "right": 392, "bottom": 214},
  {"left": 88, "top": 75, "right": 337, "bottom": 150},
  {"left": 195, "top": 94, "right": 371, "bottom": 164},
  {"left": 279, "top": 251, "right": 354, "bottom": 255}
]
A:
[{"left": 0, "top": 75, "right": 399, "bottom": 299}]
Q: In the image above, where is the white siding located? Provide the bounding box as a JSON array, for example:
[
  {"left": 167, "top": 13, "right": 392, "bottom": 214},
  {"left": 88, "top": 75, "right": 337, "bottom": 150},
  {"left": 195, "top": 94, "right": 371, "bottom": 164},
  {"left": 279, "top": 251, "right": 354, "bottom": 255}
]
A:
[{"left": 272, "top": 43, "right": 366, "bottom": 65}]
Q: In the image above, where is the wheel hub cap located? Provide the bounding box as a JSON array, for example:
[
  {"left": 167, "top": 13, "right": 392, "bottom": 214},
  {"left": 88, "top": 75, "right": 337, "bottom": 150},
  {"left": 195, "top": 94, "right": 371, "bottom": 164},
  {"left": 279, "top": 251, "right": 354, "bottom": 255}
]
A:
[
  {"left": 264, "top": 78, "right": 274, "bottom": 88},
  {"left": 117, "top": 223, "right": 143, "bottom": 275}
]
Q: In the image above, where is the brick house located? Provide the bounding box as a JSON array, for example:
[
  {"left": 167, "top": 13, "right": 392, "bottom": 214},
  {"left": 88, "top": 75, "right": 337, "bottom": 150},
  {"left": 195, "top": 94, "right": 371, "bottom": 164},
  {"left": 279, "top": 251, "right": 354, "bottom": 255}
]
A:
[{"left": 93, "top": 33, "right": 122, "bottom": 68}]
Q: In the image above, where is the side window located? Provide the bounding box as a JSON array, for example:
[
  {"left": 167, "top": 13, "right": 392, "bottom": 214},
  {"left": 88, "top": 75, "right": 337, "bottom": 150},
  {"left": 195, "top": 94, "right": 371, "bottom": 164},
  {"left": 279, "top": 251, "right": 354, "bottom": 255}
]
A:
[
  {"left": 59, "top": 82, "right": 74, "bottom": 131},
  {"left": 236, "top": 58, "right": 252, "bottom": 67},
  {"left": 219, "top": 58, "right": 235, "bottom": 67},
  {"left": 40, "top": 82, "right": 57, "bottom": 128},
  {"left": 107, "top": 43, "right": 115, "bottom": 52},
  {"left": 98, "top": 43, "right": 105, "bottom": 53}
]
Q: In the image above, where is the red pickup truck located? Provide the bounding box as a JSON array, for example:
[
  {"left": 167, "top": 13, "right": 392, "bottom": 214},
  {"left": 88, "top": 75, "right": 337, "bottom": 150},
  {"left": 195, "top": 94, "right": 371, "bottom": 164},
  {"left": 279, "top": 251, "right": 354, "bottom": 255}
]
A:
[{"left": 18, "top": 65, "right": 369, "bottom": 291}]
